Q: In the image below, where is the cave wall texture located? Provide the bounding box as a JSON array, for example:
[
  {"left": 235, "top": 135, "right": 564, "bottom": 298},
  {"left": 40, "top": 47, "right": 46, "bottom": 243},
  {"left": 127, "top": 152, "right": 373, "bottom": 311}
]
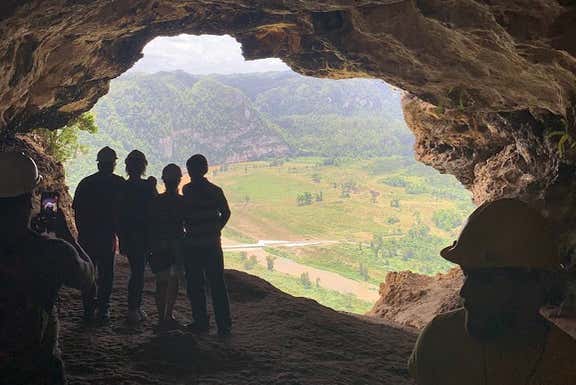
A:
[{"left": 1, "top": 0, "right": 576, "bottom": 258}]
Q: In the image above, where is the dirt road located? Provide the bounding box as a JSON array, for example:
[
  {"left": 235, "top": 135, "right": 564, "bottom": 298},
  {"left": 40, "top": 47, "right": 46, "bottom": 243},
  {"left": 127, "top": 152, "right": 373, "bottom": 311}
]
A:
[{"left": 222, "top": 239, "right": 380, "bottom": 303}]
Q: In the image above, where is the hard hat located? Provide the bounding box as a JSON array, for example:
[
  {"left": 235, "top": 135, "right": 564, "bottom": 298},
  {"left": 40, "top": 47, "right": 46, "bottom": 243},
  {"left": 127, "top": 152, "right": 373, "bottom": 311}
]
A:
[
  {"left": 186, "top": 154, "right": 208, "bottom": 176},
  {"left": 0, "top": 152, "right": 42, "bottom": 198},
  {"left": 162, "top": 163, "right": 182, "bottom": 181},
  {"left": 97, "top": 146, "right": 117, "bottom": 162},
  {"left": 125, "top": 150, "right": 147, "bottom": 166},
  {"left": 440, "top": 199, "right": 560, "bottom": 270}
]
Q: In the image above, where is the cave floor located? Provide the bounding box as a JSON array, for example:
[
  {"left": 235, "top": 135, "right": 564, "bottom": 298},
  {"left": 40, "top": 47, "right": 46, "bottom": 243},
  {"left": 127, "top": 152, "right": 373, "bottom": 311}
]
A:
[{"left": 58, "top": 260, "right": 416, "bottom": 385}]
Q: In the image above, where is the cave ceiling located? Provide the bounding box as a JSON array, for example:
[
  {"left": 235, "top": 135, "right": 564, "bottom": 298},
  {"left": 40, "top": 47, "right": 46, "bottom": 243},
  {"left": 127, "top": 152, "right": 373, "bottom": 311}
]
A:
[{"left": 2, "top": 0, "right": 576, "bottom": 250}]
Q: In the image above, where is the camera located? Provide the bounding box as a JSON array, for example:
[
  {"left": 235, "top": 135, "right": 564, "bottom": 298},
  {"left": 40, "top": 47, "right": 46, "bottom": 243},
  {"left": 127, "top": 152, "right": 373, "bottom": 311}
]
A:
[{"left": 31, "top": 191, "right": 59, "bottom": 236}]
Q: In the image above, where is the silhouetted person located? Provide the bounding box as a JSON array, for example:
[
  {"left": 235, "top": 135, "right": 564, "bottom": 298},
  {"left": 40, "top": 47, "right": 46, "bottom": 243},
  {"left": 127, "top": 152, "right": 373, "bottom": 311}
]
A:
[
  {"left": 73, "top": 146, "right": 124, "bottom": 323},
  {"left": 0, "top": 152, "right": 94, "bottom": 384},
  {"left": 182, "top": 154, "right": 232, "bottom": 336},
  {"left": 409, "top": 199, "right": 576, "bottom": 385},
  {"left": 148, "top": 164, "right": 185, "bottom": 332},
  {"left": 117, "top": 150, "right": 157, "bottom": 325}
]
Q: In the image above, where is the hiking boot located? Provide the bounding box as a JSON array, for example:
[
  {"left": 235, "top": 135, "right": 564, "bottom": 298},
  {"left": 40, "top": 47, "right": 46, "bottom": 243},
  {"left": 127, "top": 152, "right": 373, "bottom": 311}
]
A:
[{"left": 187, "top": 322, "right": 209, "bottom": 334}]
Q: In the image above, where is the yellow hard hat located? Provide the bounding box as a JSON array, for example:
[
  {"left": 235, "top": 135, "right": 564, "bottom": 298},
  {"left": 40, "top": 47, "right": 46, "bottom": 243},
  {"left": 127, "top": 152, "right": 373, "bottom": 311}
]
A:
[
  {"left": 440, "top": 199, "right": 560, "bottom": 270},
  {"left": 0, "top": 152, "right": 42, "bottom": 198}
]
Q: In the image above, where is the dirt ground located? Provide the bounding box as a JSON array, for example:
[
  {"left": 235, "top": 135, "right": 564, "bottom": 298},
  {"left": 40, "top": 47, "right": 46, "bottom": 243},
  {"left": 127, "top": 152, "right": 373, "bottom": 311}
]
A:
[{"left": 58, "top": 259, "right": 417, "bottom": 385}]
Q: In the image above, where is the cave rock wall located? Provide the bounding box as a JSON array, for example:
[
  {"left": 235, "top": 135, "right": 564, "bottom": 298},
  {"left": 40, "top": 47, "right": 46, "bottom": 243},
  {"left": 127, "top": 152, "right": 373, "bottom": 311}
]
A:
[{"left": 1, "top": 1, "right": 575, "bottom": 133}]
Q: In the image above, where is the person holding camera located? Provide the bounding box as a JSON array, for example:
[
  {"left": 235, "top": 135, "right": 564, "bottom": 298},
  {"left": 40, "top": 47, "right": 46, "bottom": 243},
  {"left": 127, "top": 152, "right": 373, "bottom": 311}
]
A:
[{"left": 0, "top": 152, "right": 95, "bottom": 385}]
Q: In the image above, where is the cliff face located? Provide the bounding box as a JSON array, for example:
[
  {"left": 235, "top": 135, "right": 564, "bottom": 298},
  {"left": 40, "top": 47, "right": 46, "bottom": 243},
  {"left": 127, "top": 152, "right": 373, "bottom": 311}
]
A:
[{"left": 367, "top": 268, "right": 463, "bottom": 330}]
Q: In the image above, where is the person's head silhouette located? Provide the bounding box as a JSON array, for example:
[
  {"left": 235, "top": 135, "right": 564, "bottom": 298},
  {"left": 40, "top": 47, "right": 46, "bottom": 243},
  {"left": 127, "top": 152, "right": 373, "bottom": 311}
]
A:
[
  {"left": 0, "top": 152, "right": 42, "bottom": 234},
  {"left": 96, "top": 146, "right": 117, "bottom": 174},
  {"left": 440, "top": 198, "right": 559, "bottom": 341},
  {"left": 162, "top": 163, "right": 182, "bottom": 193},
  {"left": 125, "top": 150, "right": 147, "bottom": 180},
  {"left": 186, "top": 154, "right": 208, "bottom": 180}
]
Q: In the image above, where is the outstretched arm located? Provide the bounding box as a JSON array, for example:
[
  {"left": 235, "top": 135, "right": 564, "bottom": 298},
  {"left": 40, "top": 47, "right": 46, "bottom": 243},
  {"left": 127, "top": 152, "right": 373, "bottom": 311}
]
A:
[{"left": 56, "top": 239, "right": 95, "bottom": 291}]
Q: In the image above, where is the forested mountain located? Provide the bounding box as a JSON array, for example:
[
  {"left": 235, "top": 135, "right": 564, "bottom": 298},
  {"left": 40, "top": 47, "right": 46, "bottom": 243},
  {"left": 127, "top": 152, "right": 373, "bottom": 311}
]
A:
[{"left": 68, "top": 71, "right": 412, "bottom": 187}]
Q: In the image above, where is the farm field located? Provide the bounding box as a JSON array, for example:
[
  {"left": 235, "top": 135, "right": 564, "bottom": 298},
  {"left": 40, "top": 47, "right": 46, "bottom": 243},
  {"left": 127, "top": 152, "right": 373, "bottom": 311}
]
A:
[{"left": 180, "top": 156, "right": 474, "bottom": 312}]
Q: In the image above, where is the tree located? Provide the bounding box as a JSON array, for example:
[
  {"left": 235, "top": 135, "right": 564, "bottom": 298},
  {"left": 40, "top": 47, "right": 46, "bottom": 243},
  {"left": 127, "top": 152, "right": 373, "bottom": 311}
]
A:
[
  {"left": 297, "top": 192, "right": 313, "bottom": 206},
  {"left": 359, "top": 262, "right": 369, "bottom": 281},
  {"left": 35, "top": 112, "right": 98, "bottom": 162},
  {"left": 244, "top": 255, "right": 258, "bottom": 270},
  {"left": 299, "top": 272, "right": 312, "bottom": 288},
  {"left": 390, "top": 198, "right": 401, "bottom": 208},
  {"left": 387, "top": 216, "right": 400, "bottom": 224},
  {"left": 369, "top": 189, "right": 380, "bottom": 203},
  {"left": 370, "top": 233, "right": 383, "bottom": 259},
  {"left": 432, "top": 208, "right": 463, "bottom": 231},
  {"left": 265, "top": 255, "right": 276, "bottom": 271}
]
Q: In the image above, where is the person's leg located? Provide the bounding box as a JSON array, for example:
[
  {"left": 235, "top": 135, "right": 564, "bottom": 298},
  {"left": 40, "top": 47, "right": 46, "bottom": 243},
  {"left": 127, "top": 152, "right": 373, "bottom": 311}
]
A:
[
  {"left": 97, "top": 249, "right": 115, "bottom": 318},
  {"left": 155, "top": 272, "right": 169, "bottom": 324},
  {"left": 205, "top": 245, "right": 232, "bottom": 334},
  {"left": 184, "top": 248, "right": 209, "bottom": 330},
  {"left": 166, "top": 272, "right": 179, "bottom": 321},
  {"left": 81, "top": 249, "right": 97, "bottom": 320},
  {"left": 127, "top": 253, "right": 146, "bottom": 311}
]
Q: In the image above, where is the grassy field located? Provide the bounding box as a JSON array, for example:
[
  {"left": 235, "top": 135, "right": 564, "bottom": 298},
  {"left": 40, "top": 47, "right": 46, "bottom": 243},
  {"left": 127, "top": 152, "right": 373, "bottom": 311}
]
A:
[
  {"left": 196, "top": 157, "right": 473, "bottom": 243},
  {"left": 225, "top": 251, "right": 373, "bottom": 314},
  {"left": 176, "top": 157, "right": 474, "bottom": 313}
]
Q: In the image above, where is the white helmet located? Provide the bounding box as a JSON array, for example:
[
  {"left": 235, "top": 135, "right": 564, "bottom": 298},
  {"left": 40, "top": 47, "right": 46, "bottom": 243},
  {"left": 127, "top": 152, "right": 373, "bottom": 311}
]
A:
[{"left": 0, "top": 152, "right": 41, "bottom": 198}]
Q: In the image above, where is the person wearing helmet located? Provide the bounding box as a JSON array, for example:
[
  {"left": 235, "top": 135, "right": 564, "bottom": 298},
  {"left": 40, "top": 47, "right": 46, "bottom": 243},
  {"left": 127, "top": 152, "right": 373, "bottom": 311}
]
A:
[
  {"left": 148, "top": 164, "right": 185, "bottom": 332},
  {"left": 73, "top": 146, "right": 125, "bottom": 323},
  {"left": 408, "top": 198, "right": 576, "bottom": 385},
  {"left": 181, "top": 154, "right": 232, "bottom": 337},
  {"left": 116, "top": 150, "right": 157, "bottom": 325},
  {"left": 0, "top": 152, "right": 94, "bottom": 384}
]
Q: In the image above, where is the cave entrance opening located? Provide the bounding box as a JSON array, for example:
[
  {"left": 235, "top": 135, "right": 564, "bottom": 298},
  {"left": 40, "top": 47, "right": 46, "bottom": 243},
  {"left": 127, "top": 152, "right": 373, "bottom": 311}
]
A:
[{"left": 64, "top": 34, "right": 474, "bottom": 315}]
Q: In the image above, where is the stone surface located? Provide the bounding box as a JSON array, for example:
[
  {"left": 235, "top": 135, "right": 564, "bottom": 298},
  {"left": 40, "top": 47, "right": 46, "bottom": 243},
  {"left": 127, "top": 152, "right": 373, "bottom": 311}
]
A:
[
  {"left": 1, "top": 1, "right": 575, "bottom": 134},
  {"left": 367, "top": 268, "right": 463, "bottom": 330},
  {"left": 59, "top": 265, "right": 417, "bottom": 384}
]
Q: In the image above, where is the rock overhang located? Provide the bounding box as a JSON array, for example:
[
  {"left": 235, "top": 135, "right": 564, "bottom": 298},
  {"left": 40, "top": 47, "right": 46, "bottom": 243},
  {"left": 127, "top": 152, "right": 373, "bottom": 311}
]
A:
[{"left": 1, "top": 0, "right": 576, "bottom": 253}]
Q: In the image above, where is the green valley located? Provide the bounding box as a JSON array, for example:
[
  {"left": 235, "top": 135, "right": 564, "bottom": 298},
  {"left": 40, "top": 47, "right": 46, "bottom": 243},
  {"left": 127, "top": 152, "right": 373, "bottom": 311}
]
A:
[{"left": 65, "top": 71, "right": 474, "bottom": 314}]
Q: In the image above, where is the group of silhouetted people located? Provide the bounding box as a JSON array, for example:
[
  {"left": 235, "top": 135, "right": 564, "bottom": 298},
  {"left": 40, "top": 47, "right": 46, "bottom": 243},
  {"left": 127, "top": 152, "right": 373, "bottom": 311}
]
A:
[
  {"left": 73, "top": 147, "right": 232, "bottom": 335},
  {"left": 2, "top": 149, "right": 576, "bottom": 385}
]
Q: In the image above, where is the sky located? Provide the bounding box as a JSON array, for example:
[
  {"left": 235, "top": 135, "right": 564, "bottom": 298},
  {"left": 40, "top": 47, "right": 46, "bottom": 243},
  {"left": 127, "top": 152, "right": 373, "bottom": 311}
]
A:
[{"left": 129, "top": 34, "right": 291, "bottom": 75}]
